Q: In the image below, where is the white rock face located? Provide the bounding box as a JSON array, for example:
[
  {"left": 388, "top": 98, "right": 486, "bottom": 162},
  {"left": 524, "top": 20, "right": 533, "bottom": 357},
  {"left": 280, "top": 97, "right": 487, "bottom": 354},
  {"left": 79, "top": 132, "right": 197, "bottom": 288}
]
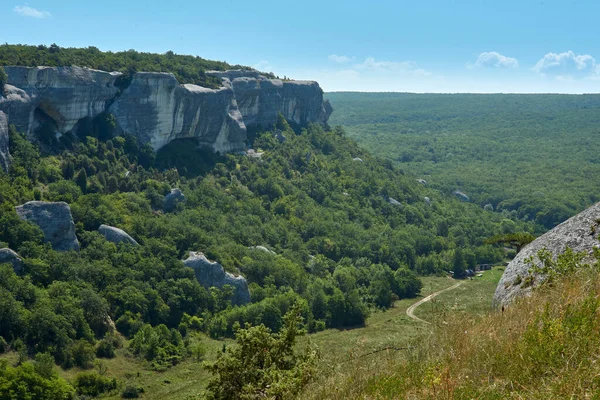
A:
[
  {"left": 494, "top": 201, "right": 600, "bottom": 307},
  {"left": 1, "top": 66, "right": 332, "bottom": 155},
  {"left": 109, "top": 73, "right": 246, "bottom": 152},
  {"left": 208, "top": 71, "right": 332, "bottom": 129},
  {"left": 0, "top": 111, "right": 9, "bottom": 171},
  {"left": 3, "top": 66, "right": 120, "bottom": 134}
]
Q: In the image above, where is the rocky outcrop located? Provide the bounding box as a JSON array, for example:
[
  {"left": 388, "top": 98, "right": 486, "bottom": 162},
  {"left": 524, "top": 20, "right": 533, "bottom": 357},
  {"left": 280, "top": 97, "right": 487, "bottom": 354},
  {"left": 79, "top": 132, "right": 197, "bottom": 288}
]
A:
[
  {"left": 15, "top": 201, "right": 79, "bottom": 251},
  {"left": 1, "top": 66, "right": 120, "bottom": 135},
  {"left": 388, "top": 197, "right": 402, "bottom": 206},
  {"left": 98, "top": 224, "right": 139, "bottom": 246},
  {"left": 494, "top": 202, "right": 600, "bottom": 307},
  {"left": 109, "top": 73, "right": 246, "bottom": 153},
  {"left": 0, "top": 111, "right": 9, "bottom": 171},
  {"left": 163, "top": 188, "right": 185, "bottom": 212},
  {"left": 207, "top": 71, "right": 331, "bottom": 129},
  {"left": 183, "top": 252, "right": 250, "bottom": 305},
  {"left": 0, "top": 66, "right": 331, "bottom": 154},
  {"left": 453, "top": 190, "right": 470, "bottom": 202},
  {"left": 0, "top": 248, "right": 23, "bottom": 273},
  {"left": 249, "top": 245, "right": 276, "bottom": 255}
]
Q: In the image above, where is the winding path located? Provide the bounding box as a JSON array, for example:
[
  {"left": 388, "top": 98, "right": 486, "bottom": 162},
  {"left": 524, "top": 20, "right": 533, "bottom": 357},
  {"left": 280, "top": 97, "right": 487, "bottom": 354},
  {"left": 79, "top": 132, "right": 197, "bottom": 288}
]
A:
[{"left": 406, "top": 281, "right": 463, "bottom": 324}]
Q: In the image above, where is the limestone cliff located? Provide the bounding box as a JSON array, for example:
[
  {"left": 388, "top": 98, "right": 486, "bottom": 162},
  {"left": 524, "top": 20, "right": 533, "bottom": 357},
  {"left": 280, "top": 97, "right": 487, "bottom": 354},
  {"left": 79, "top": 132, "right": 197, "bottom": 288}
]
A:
[
  {"left": 494, "top": 201, "right": 600, "bottom": 307},
  {"left": 108, "top": 72, "right": 247, "bottom": 153},
  {"left": 0, "top": 66, "right": 331, "bottom": 158},
  {"left": 0, "top": 111, "right": 9, "bottom": 172},
  {"left": 208, "top": 70, "right": 331, "bottom": 129}
]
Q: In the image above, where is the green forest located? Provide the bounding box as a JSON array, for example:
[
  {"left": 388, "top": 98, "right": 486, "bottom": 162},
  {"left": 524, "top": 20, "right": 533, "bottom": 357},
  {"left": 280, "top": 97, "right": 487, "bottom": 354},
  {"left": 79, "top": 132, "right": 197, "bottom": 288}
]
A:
[
  {"left": 0, "top": 44, "right": 272, "bottom": 88},
  {"left": 326, "top": 92, "right": 600, "bottom": 229},
  {"left": 0, "top": 105, "right": 531, "bottom": 396}
]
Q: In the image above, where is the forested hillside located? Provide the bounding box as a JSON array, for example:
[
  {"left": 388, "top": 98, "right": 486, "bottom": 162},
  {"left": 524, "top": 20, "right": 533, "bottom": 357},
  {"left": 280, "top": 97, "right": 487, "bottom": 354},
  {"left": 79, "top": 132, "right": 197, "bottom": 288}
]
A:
[
  {"left": 326, "top": 92, "right": 600, "bottom": 229},
  {"left": 0, "top": 44, "right": 266, "bottom": 88},
  {"left": 0, "top": 110, "right": 530, "bottom": 396}
]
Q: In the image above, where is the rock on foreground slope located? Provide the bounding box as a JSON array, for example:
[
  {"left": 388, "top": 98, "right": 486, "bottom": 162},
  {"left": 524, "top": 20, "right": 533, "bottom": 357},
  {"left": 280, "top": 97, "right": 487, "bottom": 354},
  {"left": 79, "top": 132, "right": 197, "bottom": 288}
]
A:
[
  {"left": 0, "top": 66, "right": 331, "bottom": 168},
  {"left": 183, "top": 251, "right": 250, "bottom": 305},
  {"left": 15, "top": 201, "right": 80, "bottom": 251},
  {"left": 494, "top": 201, "right": 600, "bottom": 307}
]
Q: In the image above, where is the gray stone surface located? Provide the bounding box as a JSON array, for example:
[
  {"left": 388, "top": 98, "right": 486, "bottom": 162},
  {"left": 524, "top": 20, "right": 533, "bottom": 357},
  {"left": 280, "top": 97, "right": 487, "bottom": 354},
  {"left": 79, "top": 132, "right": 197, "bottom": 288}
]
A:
[
  {"left": 109, "top": 73, "right": 247, "bottom": 153},
  {"left": 494, "top": 201, "right": 600, "bottom": 307},
  {"left": 183, "top": 252, "right": 250, "bottom": 305},
  {"left": 163, "top": 188, "right": 185, "bottom": 212},
  {"left": 424, "top": 197, "right": 431, "bottom": 206},
  {"left": 0, "top": 111, "right": 9, "bottom": 172},
  {"left": 1, "top": 66, "right": 120, "bottom": 135},
  {"left": 388, "top": 197, "right": 402, "bottom": 206},
  {"left": 208, "top": 70, "right": 332, "bottom": 129},
  {"left": 15, "top": 201, "right": 79, "bottom": 251},
  {"left": 453, "top": 190, "right": 470, "bottom": 202},
  {"left": 249, "top": 245, "right": 276, "bottom": 255},
  {"left": 0, "top": 248, "right": 23, "bottom": 273},
  {"left": 98, "top": 224, "right": 139, "bottom": 246},
  {"left": 1, "top": 66, "right": 331, "bottom": 156}
]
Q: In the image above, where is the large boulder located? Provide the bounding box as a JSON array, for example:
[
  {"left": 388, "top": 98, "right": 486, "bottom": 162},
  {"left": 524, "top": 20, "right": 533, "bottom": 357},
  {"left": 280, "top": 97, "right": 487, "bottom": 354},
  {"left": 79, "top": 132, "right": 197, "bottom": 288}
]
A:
[
  {"left": 98, "top": 224, "right": 139, "bottom": 246},
  {"left": 0, "top": 111, "right": 9, "bottom": 172},
  {"left": 453, "top": 190, "right": 470, "bottom": 202},
  {"left": 0, "top": 248, "right": 23, "bottom": 273},
  {"left": 15, "top": 201, "right": 80, "bottom": 251},
  {"left": 183, "top": 252, "right": 250, "bottom": 305},
  {"left": 163, "top": 188, "right": 185, "bottom": 212},
  {"left": 494, "top": 202, "right": 600, "bottom": 307}
]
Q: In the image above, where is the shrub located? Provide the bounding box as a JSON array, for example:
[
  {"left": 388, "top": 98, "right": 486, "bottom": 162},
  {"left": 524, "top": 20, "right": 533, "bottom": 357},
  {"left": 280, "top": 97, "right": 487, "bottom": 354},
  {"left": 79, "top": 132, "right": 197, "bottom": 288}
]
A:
[
  {"left": 121, "top": 385, "right": 143, "bottom": 398},
  {"left": 95, "top": 338, "right": 115, "bottom": 358},
  {"left": 70, "top": 340, "right": 95, "bottom": 369},
  {"left": 74, "top": 372, "right": 118, "bottom": 397},
  {"left": 205, "top": 302, "right": 318, "bottom": 399}
]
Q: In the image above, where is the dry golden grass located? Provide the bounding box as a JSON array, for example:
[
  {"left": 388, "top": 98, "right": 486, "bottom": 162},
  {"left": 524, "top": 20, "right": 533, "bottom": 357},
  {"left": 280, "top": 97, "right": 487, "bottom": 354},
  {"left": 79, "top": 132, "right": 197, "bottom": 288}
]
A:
[{"left": 303, "top": 268, "right": 600, "bottom": 399}]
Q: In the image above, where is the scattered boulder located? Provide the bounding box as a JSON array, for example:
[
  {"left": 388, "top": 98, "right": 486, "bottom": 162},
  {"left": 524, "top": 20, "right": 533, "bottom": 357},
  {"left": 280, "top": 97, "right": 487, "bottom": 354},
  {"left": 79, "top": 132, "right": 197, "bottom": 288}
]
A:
[
  {"left": 352, "top": 157, "right": 364, "bottom": 163},
  {"left": 484, "top": 203, "right": 494, "bottom": 211},
  {"left": 183, "top": 252, "right": 250, "bottom": 305},
  {"left": 15, "top": 201, "right": 79, "bottom": 251},
  {"left": 453, "top": 190, "right": 470, "bottom": 202},
  {"left": 246, "top": 149, "right": 264, "bottom": 159},
  {"left": 0, "top": 248, "right": 23, "bottom": 273},
  {"left": 494, "top": 201, "right": 600, "bottom": 307},
  {"left": 249, "top": 245, "right": 276, "bottom": 255},
  {"left": 388, "top": 197, "right": 402, "bottom": 206},
  {"left": 98, "top": 224, "right": 139, "bottom": 246},
  {"left": 163, "top": 188, "right": 185, "bottom": 212},
  {"left": 416, "top": 179, "right": 427, "bottom": 185},
  {"left": 424, "top": 197, "right": 431, "bottom": 206}
]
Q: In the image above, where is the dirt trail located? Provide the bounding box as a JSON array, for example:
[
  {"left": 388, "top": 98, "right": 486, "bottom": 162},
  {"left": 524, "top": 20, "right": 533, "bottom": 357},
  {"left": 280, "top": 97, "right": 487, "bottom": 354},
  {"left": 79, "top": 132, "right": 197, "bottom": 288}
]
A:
[{"left": 406, "top": 281, "right": 463, "bottom": 324}]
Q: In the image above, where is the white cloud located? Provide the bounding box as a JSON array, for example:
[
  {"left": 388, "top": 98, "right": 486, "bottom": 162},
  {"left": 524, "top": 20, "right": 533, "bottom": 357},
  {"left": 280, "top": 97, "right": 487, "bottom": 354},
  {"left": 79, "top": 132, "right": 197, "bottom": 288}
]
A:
[
  {"left": 533, "top": 51, "right": 596, "bottom": 77},
  {"left": 469, "top": 52, "right": 519, "bottom": 69},
  {"left": 13, "top": 4, "right": 51, "bottom": 18},
  {"left": 353, "top": 57, "right": 432, "bottom": 76},
  {"left": 253, "top": 60, "right": 272, "bottom": 72},
  {"left": 328, "top": 54, "right": 352, "bottom": 63}
]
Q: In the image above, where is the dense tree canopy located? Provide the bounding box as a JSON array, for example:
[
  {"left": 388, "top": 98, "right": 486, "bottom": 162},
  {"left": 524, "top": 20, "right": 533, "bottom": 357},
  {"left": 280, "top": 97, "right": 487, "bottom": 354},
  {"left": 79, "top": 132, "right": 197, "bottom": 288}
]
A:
[
  {"left": 327, "top": 92, "right": 600, "bottom": 230},
  {"left": 0, "top": 44, "right": 274, "bottom": 88}
]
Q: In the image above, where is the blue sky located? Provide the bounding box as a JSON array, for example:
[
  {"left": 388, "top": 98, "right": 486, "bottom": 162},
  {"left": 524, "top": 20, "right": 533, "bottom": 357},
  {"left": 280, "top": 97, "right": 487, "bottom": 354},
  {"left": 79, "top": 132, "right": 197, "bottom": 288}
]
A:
[{"left": 2, "top": 0, "right": 600, "bottom": 93}]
